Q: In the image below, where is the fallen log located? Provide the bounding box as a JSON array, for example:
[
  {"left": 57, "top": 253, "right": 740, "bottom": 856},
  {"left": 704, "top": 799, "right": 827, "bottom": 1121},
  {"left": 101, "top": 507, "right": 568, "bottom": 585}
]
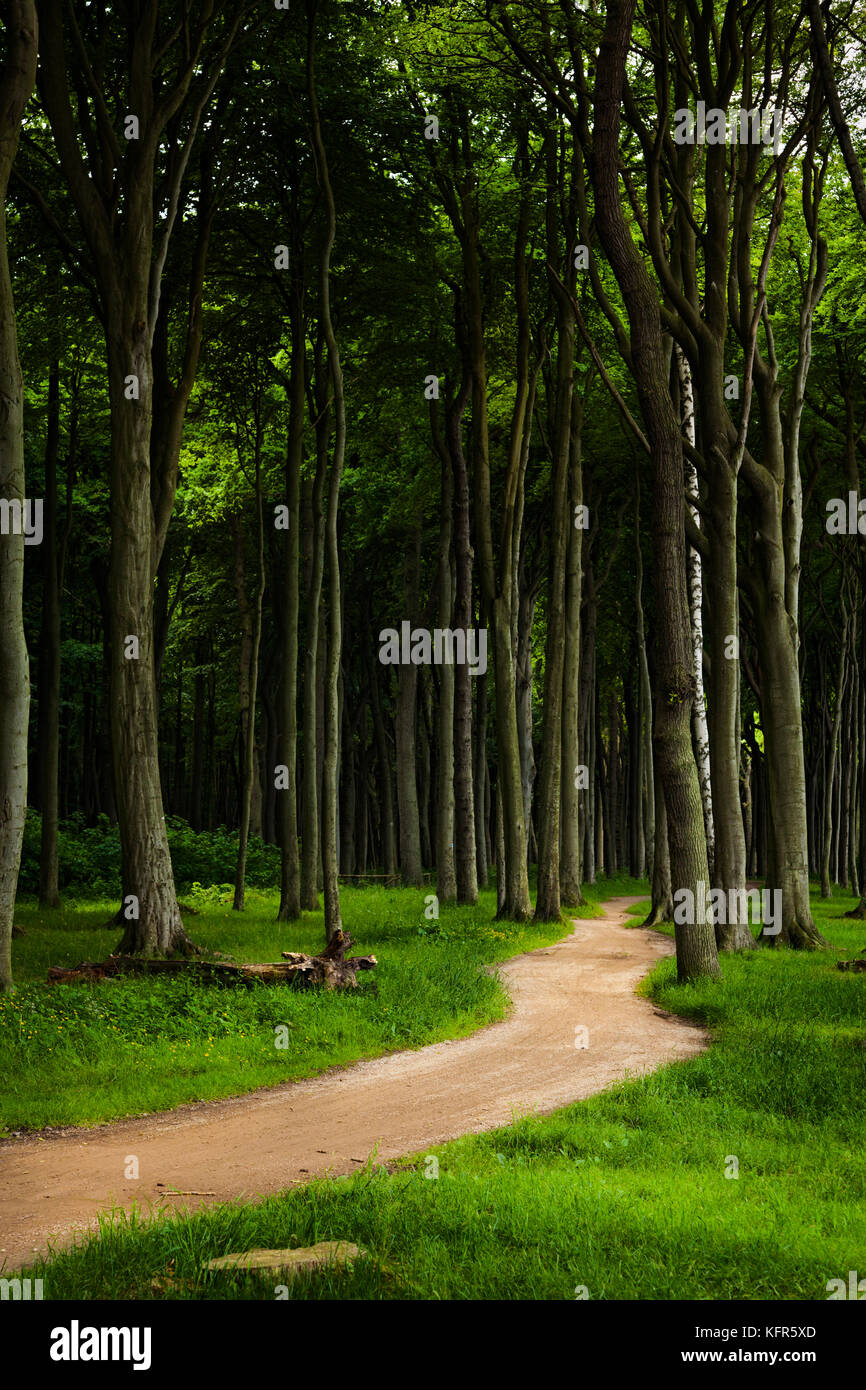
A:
[
  {"left": 46, "top": 932, "right": 376, "bottom": 990},
  {"left": 279, "top": 930, "right": 377, "bottom": 990},
  {"left": 46, "top": 957, "right": 248, "bottom": 986}
]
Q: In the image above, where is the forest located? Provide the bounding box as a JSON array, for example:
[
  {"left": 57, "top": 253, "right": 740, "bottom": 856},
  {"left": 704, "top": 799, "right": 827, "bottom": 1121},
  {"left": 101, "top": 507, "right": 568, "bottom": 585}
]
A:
[{"left": 0, "top": 0, "right": 865, "bottom": 1316}]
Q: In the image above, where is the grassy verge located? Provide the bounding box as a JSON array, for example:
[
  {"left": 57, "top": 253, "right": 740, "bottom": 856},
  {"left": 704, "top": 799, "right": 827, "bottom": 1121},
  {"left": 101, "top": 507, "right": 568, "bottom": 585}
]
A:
[
  {"left": 19, "top": 883, "right": 866, "bottom": 1300},
  {"left": 1, "top": 876, "right": 639, "bottom": 1132}
]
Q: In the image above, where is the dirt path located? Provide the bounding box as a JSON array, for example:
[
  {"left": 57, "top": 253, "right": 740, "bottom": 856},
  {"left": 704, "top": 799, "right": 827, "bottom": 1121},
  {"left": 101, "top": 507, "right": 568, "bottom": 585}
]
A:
[{"left": 0, "top": 897, "right": 707, "bottom": 1271}]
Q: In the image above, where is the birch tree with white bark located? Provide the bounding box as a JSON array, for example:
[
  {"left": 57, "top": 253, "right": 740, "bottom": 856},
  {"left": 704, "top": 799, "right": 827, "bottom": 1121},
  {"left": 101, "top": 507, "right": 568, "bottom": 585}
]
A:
[{"left": 676, "top": 345, "right": 715, "bottom": 880}]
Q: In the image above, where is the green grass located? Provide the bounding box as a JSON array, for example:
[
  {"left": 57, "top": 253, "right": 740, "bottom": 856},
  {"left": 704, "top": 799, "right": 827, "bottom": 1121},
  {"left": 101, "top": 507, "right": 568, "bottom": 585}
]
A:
[
  {"left": 1, "top": 876, "right": 631, "bottom": 1132},
  {"left": 18, "top": 882, "right": 866, "bottom": 1300}
]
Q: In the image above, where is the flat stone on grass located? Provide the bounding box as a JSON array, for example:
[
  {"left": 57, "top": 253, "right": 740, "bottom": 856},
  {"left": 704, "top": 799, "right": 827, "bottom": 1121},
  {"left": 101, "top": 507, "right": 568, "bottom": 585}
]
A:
[{"left": 205, "top": 1241, "right": 367, "bottom": 1280}]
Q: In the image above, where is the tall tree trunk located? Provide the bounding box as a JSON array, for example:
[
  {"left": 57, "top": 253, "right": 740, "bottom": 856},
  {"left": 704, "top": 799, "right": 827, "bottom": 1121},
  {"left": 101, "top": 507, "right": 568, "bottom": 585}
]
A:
[
  {"left": 172, "top": 662, "right": 184, "bottom": 815},
  {"left": 560, "top": 395, "right": 585, "bottom": 907},
  {"left": 449, "top": 379, "right": 478, "bottom": 904},
  {"left": 433, "top": 409, "right": 457, "bottom": 903},
  {"left": 635, "top": 484, "right": 655, "bottom": 889},
  {"left": 315, "top": 579, "right": 327, "bottom": 891},
  {"left": 364, "top": 602, "right": 397, "bottom": 879},
  {"left": 604, "top": 688, "right": 619, "bottom": 877},
  {"left": 457, "top": 106, "right": 532, "bottom": 921},
  {"left": 747, "top": 488, "right": 821, "bottom": 943},
  {"left": 821, "top": 627, "right": 848, "bottom": 897},
  {"left": 108, "top": 317, "right": 191, "bottom": 956},
  {"left": 0, "top": 0, "right": 37, "bottom": 991},
  {"left": 677, "top": 346, "right": 716, "bottom": 880},
  {"left": 700, "top": 367, "right": 752, "bottom": 949},
  {"left": 494, "top": 780, "right": 506, "bottom": 914},
  {"left": 396, "top": 531, "right": 423, "bottom": 886},
  {"left": 234, "top": 424, "right": 265, "bottom": 912},
  {"left": 625, "top": 668, "right": 642, "bottom": 877},
  {"left": 189, "top": 643, "right": 206, "bottom": 831},
  {"left": 515, "top": 579, "right": 536, "bottom": 862},
  {"left": 301, "top": 425, "right": 326, "bottom": 909},
  {"left": 643, "top": 770, "right": 674, "bottom": 926},
  {"left": 473, "top": 623, "right": 489, "bottom": 889},
  {"left": 737, "top": 109, "right": 827, "bottom": 947},
  {"left": 307, "top": 0, "right": 344, "bottom": 943},
  {"left": 260, "top": 649, "right": 279, "bottom": 845},
  {"left": 745, "top": 415, "right": 826, "bottom": 944},
  {"left": 846, "top": 579, "right": 866, "bottom": 915},
  {"left": 536, "top": 194, "right": 576, "bottom": 919},
  {"left": 37, "top": 357, "right": 62, "bottom": 907},
  {"left": 845, "top": 627, "right": 859, "bottom": 894},
  {"left": 340, "top": 702, "right": 357, "bottom": 876},
  {"left": 740, "top": 743, "right": 753, "bottom": 880},
  {"left": 277, "top": 232, "right": 304, "bottom": 920},
  {"left": 592, "top": 0, "right": 719, "bottom": 980},
  {"left": 356, "top": 714, "right": 369, "bottom": 877},
  {"left": 580, "top": 572, "right": 597, "bottom": 885},
  {"left": 418, "top": 674, "right": 434, "bottom": 871}
]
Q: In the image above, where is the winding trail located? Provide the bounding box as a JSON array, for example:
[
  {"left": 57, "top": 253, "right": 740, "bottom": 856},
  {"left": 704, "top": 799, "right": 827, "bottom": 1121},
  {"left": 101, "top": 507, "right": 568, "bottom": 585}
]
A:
[{"left": 0, "top": 896, "right": 707, "bottom": 1271}]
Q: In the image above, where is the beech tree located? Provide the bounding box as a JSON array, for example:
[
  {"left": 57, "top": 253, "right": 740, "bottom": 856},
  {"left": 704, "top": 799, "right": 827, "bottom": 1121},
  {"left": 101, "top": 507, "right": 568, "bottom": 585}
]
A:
[
  {"left": 306, "top": 0, "right": 346, "bottom": 944},
  {"left": 35, "top": 0, "right": 247, "bottom": 955},
  {"left": 535, "top": 118, "right": 579, "bottom": 922},
  {"left": 591, "top": 0, "right": 720, "bottom": 981},
  {"left": 0, "top": 0, "right": 37, "bottom": 993}
]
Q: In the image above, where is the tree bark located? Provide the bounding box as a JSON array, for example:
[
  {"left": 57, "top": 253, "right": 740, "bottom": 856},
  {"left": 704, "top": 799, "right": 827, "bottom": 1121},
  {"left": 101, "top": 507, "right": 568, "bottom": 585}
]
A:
[
  {"left": 301, "top": 368, "right": 327, "bottom": 911},
  {"left": 699, "top": 363, "right": 751, "bottom": 950},
  {"left": 364, "top": 599, "right": 397, "bottom": 879},
  {"left": 277, "top": 219, "right": 304, "bottom": 921},
  {"left": 37, "top": 357, "right": 62, "bottom": 907},
  {"left": 536, "top": 187, "right": 576, "bottom": 919},
  {"left": 634, "top": 484, "right": 655, "bottom": 889},
  {"left": 643, "top": 771, "right": 674, "bottom": 926},
  {"left": 449, "top": 374, "right": 478, "bottom": 904},
  {"left": 560, "top": 394, "right": 585, "bottom": 907},
  {"left": 233, "top": 418, "right": 266, "bottom": 912},
  {"left": 431, "top": 398, "right": 456, "bottom": 902},
  {"left": 739, "top": 174, "right": 828, "bottom": 948},
  {"left": 396, "top": 531, "right": 423, "bottom": 886},
  {"left": 677, "top": 346, "right": 716, "bottom": 881},
  {"left": 189, "top": 642, "right": 206, "bottom": 831},
  {"left": 821, "top": 626, "right": 848, "bottom": 898},
  {"left": 108, "top": 315, "right": 192, "bottom": 956},
  {"left": 580, "top": 562, "right": 597, "bottom": 885},
  {"left": 592, "top": 0, "right": 719, "bottom": 981},
  {"left": 473, "top": 622, "right": 489, "bottom": 888},
  {"left": 604, "top": 687, "right": 620, "bottom": 878},
  {"left": 0, "top": 0, "right": 37, "bottom": 992},
  {"left": 418, "top": 671, "right": 434, "bottom": 872},
  {"left": 306, "top": 0, "right": 345, "bottom": 944},
  {"left": 515, "top": 576, "right": 536, "bottom": 866}
]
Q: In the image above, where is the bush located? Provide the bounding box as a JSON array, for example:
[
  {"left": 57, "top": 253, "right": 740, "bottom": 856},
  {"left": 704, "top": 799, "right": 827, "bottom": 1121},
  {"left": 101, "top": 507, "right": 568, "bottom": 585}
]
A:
[{"left": 18, "top": 810, "right": 281, "bottom": 896}]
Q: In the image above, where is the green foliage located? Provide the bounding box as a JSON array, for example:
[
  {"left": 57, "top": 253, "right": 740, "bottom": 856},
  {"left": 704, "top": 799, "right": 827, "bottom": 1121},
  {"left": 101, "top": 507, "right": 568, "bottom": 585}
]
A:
[{"left": 18, "top": 811, "right": 281, "bottom": 897}]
